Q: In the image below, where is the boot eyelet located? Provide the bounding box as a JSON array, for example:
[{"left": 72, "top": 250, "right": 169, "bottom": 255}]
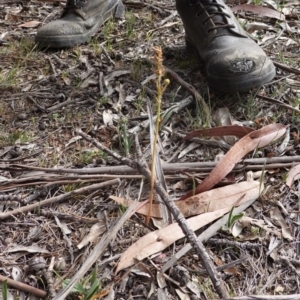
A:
[{"left": 196, "top": 12, "right": 200, "bottom": 17}]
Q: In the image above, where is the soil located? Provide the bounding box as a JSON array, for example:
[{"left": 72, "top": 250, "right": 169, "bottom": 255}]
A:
[{"left": 0, "top": 0, "right": 300, "bottom": 299}]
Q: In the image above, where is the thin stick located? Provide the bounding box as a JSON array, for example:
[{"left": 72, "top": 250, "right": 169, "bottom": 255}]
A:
[
  {"left": 1, "top": 155, "right": 300, "bottom": 176},
  {"left": 76, "top": 129, "right": 229, "bottom": 298},
  {"left": 0, "top": 179, "right": 120, "bottom": 220},
  {"left": 0, "top": 274, "right": 47, "bottom": 298}
]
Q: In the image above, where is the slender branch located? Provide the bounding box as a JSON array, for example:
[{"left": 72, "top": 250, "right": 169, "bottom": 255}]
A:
[
  {"left": 0, "top": 179, "right": 120, "bottom": 220},
  {"left": 1, "top": 155, "right": 300, "bottom": 176},
  {"left": 0, "top": 274, "right": 47, "bottom": 298},
  {"left": 76, "top": 129, "right": 229, "bottom": 298}
]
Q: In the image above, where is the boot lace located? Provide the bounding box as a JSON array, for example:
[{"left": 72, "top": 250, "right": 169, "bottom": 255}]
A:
[
  {"left": 190, "top": 0, "right": 235, "bottom": 32},
  {"left": 65, "top": 0, "right": 87, "bottom": 10}
]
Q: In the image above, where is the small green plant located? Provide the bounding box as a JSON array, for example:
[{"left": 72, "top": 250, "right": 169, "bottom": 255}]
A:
[
  {"left": 0, "top": 67, "right": 19, "bottom": 88},
  {"left": 125, "top": 11, "right": 136, "bottom": 39},
  {"left": 119, "top": 203, "right": 127, "bottom": 215},
  {"left": 103, "top": 19, "right": 116, "bottom": 39},
  {"left": 98, "top": 95, "right": 110, "bottom": 105},
  {"left": 0, "top": 130, "right": 33, "bottom": 146},
  {"left": 253, "top": 0, "right": 262, "bottom": 6},
  {"left": 1, "top": 280, "right": 8, "bottom": 300},
  {"left": 118, "top": 118, "right": 133, "bottom": 157},
  {"left": 63, "top": 267, "right": 101, "bottom": 300},
  {"left": 63, "top": 184, "right": 78, "bottom": 193},
  {"left": 197, "top": 278, "right": 215, "bottom": 299},
  {"left": 194, "top": 88, "right": 211, "bottom": 128},
  {"left": 135, "top": 89, "right": 146, "bottom": 113},
  {"left": 0, "top": 37, "right": 37, "bottom": 90},
  {"left": 251, "top": 226, "right": 260, "bottom": 235},
  {"left": 130, "top": 59, "right": 143, "bottom": 82},
  {"left": 71, "top": 46, "right": 82, "bottom": 59},
  {"left": 222, "top": 206, "right": 244, "bottom": 232},
  {"left": 88, "top": 37, "right": 101, "bottom": 55},
  {"left": 80, "top": 150, "right": 106, "bottom": 164}
]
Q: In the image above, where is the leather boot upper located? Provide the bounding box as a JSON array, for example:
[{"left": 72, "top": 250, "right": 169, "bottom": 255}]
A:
[
  {"left": 176, "top": 0, "right": 276, "bottom": 92},
  {"left": 35, "top": 0, "right": 121, "bottom": 48}
]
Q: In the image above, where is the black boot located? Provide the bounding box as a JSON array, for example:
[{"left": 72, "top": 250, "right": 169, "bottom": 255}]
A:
[
  {"left": 176, "top": 0, "right": 276, "bottom": 93},
  {"left": 35, "top": 0, "right": 124, "bottom": 48}
]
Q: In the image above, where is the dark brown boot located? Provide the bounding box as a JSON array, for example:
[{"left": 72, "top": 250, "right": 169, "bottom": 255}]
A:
[
  {"left": 176, "top": 0, "right": 276, "bottom": 92},
  {"left": 35, "top": 0, "right": 124, "bottom": 48}
]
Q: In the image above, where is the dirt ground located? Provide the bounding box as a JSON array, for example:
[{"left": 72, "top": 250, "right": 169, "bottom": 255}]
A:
[{"left": 0, "top": 0, "right": 300, "bottom": 299}]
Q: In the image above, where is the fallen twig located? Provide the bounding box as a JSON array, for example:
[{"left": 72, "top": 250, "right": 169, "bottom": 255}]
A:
[
  {"left": 274, "top": 61, "right": 300, "bottom": 76},
  {"left": 162, "top": 198, "right": 256, "bottom": 272},
  {"left": 0, "top": 179, "right": 120, "bottom": 220},
  {"left": 197, "top": 256, "right": 248, "bottom": 275},
  {"left": 76, "top": 129, "right": 229, "bottom": 298},
  {"left": 1, "top": 155, "right": 299, "bottom": 177},
  {"left": 257, "top": 94, "right": 300, "bottom": 113},
  {"left": 0, "top": 274, "right": 47, "bottom": 298}
]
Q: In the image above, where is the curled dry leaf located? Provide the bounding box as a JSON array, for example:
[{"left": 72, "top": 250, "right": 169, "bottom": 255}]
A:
[
  {"left": 213, "top": 107, "right": 237, "bottom": 145},
  {"left": 270, "top": 207, "right": 293, "bottom": 241},
  {"left": 77, "top": 222, "right": 106, "bottom": 249},
  {"left": 181, "top": 123, "right": 288, "bottom": 200},
  {"left": 111, "top": 180, "right": 261, "bottom": 218},
  {"left": 286, "top": 163, "right": 300, "bottom": 189}
]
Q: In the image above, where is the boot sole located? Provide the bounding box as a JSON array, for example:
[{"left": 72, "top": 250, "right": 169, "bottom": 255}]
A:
[
  {"left": 186, "top": 38, "right": 276, "bottom": 93},
  {"left": 207, "top": 66, "right": 276, "bottom": 93},
  {"left": 35, "top": 1, "right": 124, "bottom": 48}
]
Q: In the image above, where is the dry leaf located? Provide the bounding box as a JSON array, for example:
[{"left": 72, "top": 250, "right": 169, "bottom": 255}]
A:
[
  {"left": 116, "top": 207, "right": 233, "bottom": 273},
  {"left": 175, "top": 289, "right": 190, "bottom": 300},
  {"left": 6, "top": 245, "right": 49, "bottom": 254},
  {"left": 178, "top": 142, "right": 201, "bottom": 159},
  {"left": 77, "top": 222, "right": 106, "bottom": 249},
  {"left": 236, "top": 216, "right": 282, "bottom": 238},
  {"left": 103, "top": 110, "right": 113, "bottom": 126},
  {"left": 18, "top": 20, "right": 41, "bottom": 28},
  {"left": 213, "top": 108, "right": 237, "bottom": 145},
  {"left": 104, "top": 70, "right": 130, "bottom": 85},
  {"left": 183, "top": 125, "right": 254, "bottom": 140},
  {"left": 270, "top": 207, "right": 293, "bottom": 240},
  {"left": 181, "top": 123, "right": 288, "bottom": 200},
  {"left": 286, "top": 163, "right": 300, "bottom": 189},
  {"left": 111, "top": 180, "right": 261, "bottom": 218},
  {"left": 231, "top": 4, "right": 285, "bottom": 21},
  {"left": 65, "top": 136, "right": 82, "bottom": 148},
  {"left": 213, "top": 255, "right": 239, "bottom": 275}
]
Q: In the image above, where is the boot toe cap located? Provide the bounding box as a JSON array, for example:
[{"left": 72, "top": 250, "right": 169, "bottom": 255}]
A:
[
  {"left": 35, "top": 20, "right": 87, "bottom": 48},
  {"left": 205, "top": 42, "right": 276, "bottom": 92}
]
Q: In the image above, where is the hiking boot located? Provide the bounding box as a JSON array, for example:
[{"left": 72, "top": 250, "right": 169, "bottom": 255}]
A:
[
  {"left": 35, "top": 0, "right": 124, "bottom": 48},
  {"left": 176, "top": 0, "right": 276, "bottom": 92}
]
